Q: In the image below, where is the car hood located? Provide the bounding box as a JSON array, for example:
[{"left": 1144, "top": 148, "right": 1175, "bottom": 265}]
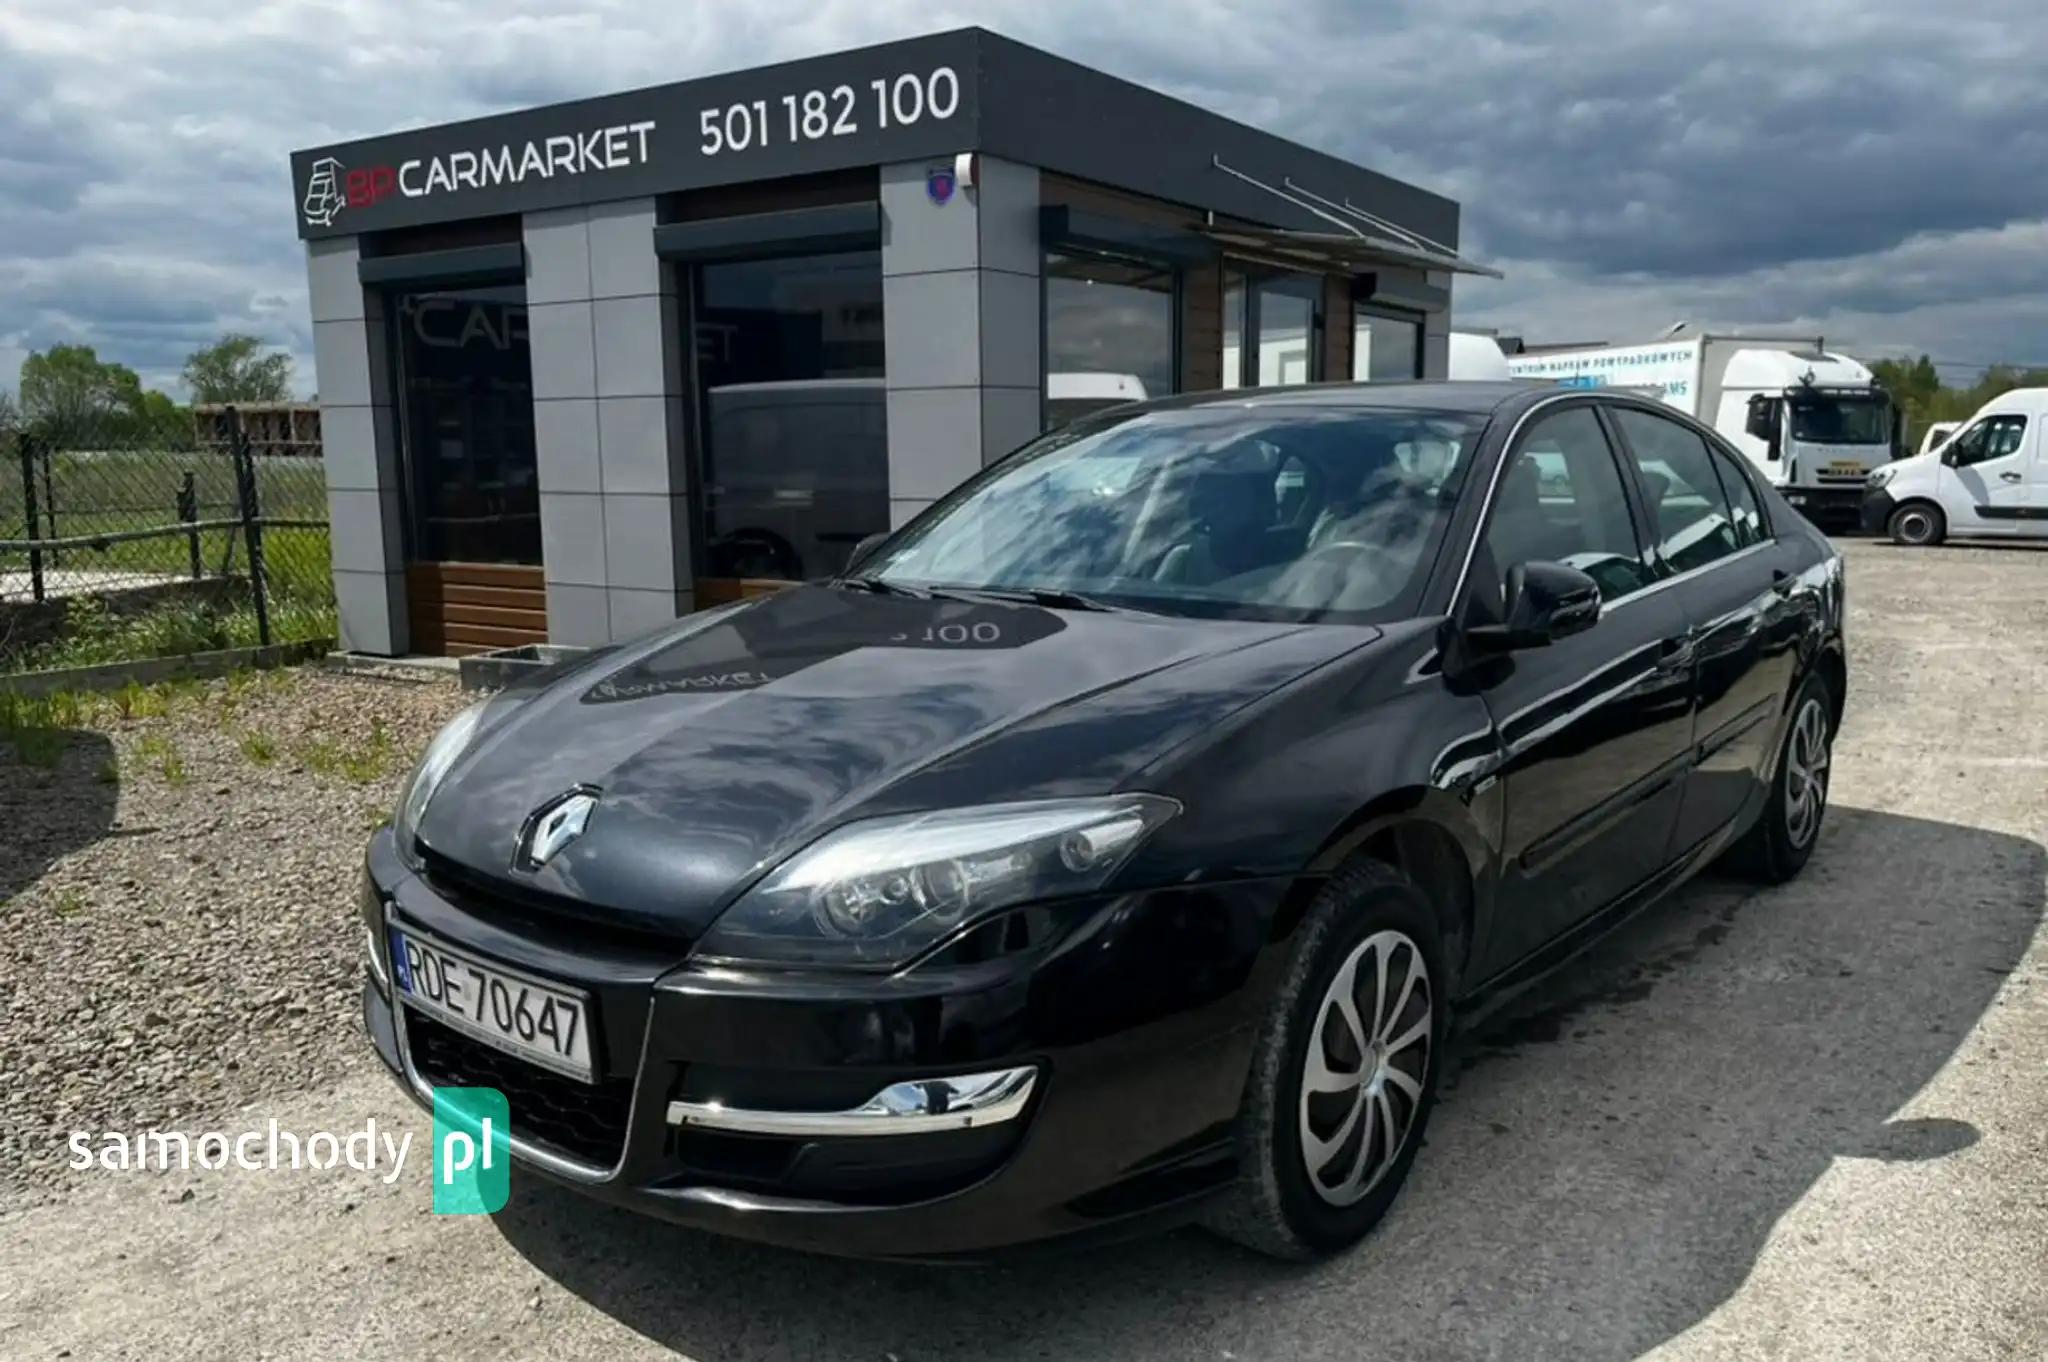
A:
[{"left": 416, "top": 585, "right": 1374, "bottom": 938}]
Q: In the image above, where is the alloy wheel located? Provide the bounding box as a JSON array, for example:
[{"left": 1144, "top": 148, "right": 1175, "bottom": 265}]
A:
[
  {"left": 1784, "top": 697, "right": 1831, "bottom": 848},
  {"left": 1297, "top": 929, "right": 1433, "bottom": 1206}
]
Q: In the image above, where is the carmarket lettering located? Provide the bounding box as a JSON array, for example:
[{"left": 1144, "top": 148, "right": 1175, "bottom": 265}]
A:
[{"left": 352, "top": 119, "right": 656, "bottom": 209}]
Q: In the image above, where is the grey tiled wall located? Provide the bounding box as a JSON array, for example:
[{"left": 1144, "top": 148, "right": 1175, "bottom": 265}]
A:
[
  {"left": 305, "top": 236, "right": 408, "bottom": 655},
  {"left": 1422, "top": 270, "right": 1452, "bottom": 380},
  {"left": 880, "top": 156, "right": 1041, "bottom": 528},
  {"left": 522, "top": 199, "right": 693, "bottom": 647}
]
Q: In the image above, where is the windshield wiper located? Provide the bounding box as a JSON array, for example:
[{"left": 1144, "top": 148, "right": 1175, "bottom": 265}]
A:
[
  {"left": 839, "top": 576, "right": 1147, "bottom": 615},
  {"left": 832, "top": 575, "right": 930, "bottom": 599},
  {"left": 933, "top": 584, "right": 1147, "bottom": 615}
]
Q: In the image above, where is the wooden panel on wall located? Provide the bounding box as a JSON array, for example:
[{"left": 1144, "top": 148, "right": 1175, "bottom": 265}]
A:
[
  {"left": 1325, "top": 276, "right": 1354, "bottom": 383},
  {"left": 406, "top": 562, "right": 547, "bottom": 657},
  {"left": 1041, "top": 174, "right": 1202, "bottom": 228},
  {"left": 665, "top": 167, "right": 879, "bottom": 223},
  {"left": 1182, "top": 259, "right": 1224, "bottom": 393},
  {"left": 367, "top": 215, "right": 523, "bottom": 257},
  {"left": 692, "top": 578, "right": 794, "bottom": 610}
]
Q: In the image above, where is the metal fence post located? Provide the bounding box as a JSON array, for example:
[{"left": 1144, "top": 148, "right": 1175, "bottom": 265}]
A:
[
  {"left": 229, "top": 406, "right": 272, "bottom": 646},
  {"left": 36, "top": 439, "right": 59, "bottom": 570},
  {"left": 16, "top": 432, "right": 44, "bottom": 602},
  {"left": 177, "top": 471, "right": 202, "bottom": 579}
]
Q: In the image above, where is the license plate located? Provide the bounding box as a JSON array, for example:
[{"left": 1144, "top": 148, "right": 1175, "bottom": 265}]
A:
[
  {"left": 389, "top": 926, "right": 595, "bottom": 1082},
  {"left": 1828, "top": 461, "right": 1864, "bottom": 473}
]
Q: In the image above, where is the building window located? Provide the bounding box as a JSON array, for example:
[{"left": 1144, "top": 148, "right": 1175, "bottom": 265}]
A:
[
  {"left": 389, "top": 283, "right": 539, "bottom": 564},
  {"left": 1222, "top": 268, "right": 1323, "bottom": 388},
  {"left": 1043, "top": 251, "right": 1176, "bottom": 427},
  {"left": 1353, "top": 306, "right": 1422, "bottom": 382},
  {"left": 688, "top": 249, "right": 888, "bottom": 585}
]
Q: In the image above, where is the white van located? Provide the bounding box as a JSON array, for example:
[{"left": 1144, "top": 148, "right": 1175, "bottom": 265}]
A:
[{"left": 1863, "top": 387, "right": 2048, "bottom": 544}]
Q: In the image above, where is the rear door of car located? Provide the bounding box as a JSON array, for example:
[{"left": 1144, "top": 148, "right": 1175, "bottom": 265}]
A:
[
  {"left": 1462, "top": 401, "right": 1698, "bottom": 979},
  {"left": 1607, "top": 403, "right": 1802, "bottom": 855}
]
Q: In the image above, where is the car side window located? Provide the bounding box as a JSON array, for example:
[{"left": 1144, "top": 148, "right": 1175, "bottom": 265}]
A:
[
  {"left": 1707, "top": 444, "right": 1768, "bottom": 547},
  {"left": 1612, "top": 408, "right": 1744, "bottom": 573},
  {"left": 1946, "top": 415, "right": 2027, "bottom": 467},
  {"left": 1483, "top": 407, "right": 1652, "bottom": 603}
]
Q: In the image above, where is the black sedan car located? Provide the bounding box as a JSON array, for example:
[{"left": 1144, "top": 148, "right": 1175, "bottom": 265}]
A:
[{"left": 360, "top": 381, "right": 1845, "bottom": 1260}]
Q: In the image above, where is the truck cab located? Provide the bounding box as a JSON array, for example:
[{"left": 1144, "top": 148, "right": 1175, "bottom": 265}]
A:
[
  {"left": 1862, "top": 388, "right": 2048, "bottom": 545},
  {"left": 1505, "top": 334, "right": 1894, "bottom": 526},
  {"left": 1724, "top": 350, "right": 1896, "bottom": 521}
]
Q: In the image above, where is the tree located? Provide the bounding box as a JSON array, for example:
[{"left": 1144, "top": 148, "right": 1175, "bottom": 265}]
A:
[
  {"left": 1870, "top": 353, "right": 2048, "bottom": 449},
  {"left": 0, "top": 389, "right": 18, "bottom": 440},
  {"left": 181, "top": 334, "right": 293, "bottom": 405},
  {"left": 18, "top": 344, "right": 147, "bottom": 441}
]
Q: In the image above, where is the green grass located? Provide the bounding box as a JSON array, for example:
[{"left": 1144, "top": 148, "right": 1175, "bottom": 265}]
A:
[
  {"left": 0, "top": 689, "right": 86, "bottom": 766},
  {"left": 9, "top": 726, "right": 67, "bottom": 767},
  {"left": 238, "top": 728, "right": 279, "bottom": 765},
  {"left": 2, "top": 446, "right": 329, "bottom": 581},
  {"left": 135, "top": 731, "right": 187, "bottom": 784},
  {"left": 296, "top": 717, "right": 396, "bottom": 784},
  {"left": 11, "top": 590, "right": 338, "bottom": 674},
  {"left": 4, "top": 444, "right": 334, "bottom": 675}
]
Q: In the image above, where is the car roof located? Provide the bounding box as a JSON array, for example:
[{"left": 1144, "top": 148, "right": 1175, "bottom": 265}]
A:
[{"left": 1115, "top": 380, "right": 1536, "bottom": 418}]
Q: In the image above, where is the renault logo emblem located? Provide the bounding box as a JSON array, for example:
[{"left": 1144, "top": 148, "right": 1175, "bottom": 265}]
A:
[{"left": 516, "top": 789, "right": 598, "bottom": 871}]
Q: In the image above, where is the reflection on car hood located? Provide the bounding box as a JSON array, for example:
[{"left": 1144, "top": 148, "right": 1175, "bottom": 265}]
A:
[{"left": 417, "top": 585, "right": 1376, "bottom": 937}]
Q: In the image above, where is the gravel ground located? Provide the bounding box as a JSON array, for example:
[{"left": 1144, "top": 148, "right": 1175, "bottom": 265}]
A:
[
  {"left": 0, "top": 661, "right": 468, "bottom": 1198},
  {"left": 1, "top": 539, "right": 2045, "bottom": 1360}
]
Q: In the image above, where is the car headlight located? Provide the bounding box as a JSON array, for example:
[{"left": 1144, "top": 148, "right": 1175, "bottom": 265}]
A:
[
  {"left": 391, "top": 701, "right": 489, "bottom": 866},
  {"left": 698, "top": 796, "right": 1180, "bottom": 967},
  {"left": 1866, "top": 465, "right": 1895, "bottom": 488}
]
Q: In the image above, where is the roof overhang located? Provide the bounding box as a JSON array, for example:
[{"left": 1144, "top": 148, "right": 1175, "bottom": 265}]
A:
[{"left": 1195, "top": 223, "right": 1502, "bottom": 279}]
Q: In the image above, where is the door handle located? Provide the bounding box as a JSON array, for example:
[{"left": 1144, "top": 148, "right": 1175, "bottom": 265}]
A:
[{"left": 1999, "top": 471, "right": 2023, "bottom": 483}]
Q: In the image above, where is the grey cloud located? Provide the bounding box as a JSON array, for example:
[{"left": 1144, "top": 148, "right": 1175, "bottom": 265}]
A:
[{"left": 2, "top": 0, "right": 2044, "bottom": 399}]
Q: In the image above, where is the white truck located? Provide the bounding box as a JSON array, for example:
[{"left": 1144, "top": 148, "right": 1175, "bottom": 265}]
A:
[{"left": 1507, "top": 335, "right": 1898, "bottom": 521}]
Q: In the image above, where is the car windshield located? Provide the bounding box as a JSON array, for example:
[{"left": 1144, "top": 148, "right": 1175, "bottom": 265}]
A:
[
  {"left": 863, "top": 405, "right": 1488, "bottom": 624},
  {"left": 1790, "top": 395, "right": 1889, "bottom": 444}
]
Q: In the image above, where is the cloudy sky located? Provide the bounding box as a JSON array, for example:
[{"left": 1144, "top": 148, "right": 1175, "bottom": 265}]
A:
[{"left": 3, "top": 0, "right": 2043, "bottom": 397}]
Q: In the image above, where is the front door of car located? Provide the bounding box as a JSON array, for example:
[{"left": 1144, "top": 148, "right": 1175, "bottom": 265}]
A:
[
  {"left": 1465, "top": 405, "right": 1698, "bottom": 979},
  {"left": 1938, "top": 413, "right": 2030, "bottom": 533},
  {"left": 1610, "top": 407, "right": 1802, "bottom": 852}
]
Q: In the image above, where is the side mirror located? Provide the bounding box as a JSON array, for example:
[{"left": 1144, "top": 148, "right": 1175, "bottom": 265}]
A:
[
  {"left": 1469, "top": 561, "right": 1602, "bottom": 652},
  {"left": 1745, "top": 395, "right": 1777, "bottom": 442},
  {"left": 845, "top": 531, "right": 891, "bottom": 573}
]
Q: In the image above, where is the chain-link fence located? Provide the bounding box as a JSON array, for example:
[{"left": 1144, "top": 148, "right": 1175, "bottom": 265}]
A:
[{"left": 0, "top": 407, "right": 333, "bottom": 674}]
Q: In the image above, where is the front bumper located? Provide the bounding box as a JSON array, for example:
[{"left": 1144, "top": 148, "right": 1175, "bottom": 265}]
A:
[
  {"left": 1860, "top": 486, "right": 1897, "bottom": 534},
  {"left": 1780, "top": 482, "right": 1870, "bottom": 520},
  {"left": 360, "top": 828, "right": 1293, "bottom": 1258}
]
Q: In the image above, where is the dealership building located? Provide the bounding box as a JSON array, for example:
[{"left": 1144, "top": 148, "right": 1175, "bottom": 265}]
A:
[{"left": 294, "top": 28, "right": 1487, "bottom": 655}]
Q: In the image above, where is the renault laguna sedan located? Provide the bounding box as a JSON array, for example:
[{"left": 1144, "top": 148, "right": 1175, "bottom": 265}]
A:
[{"left": 360, "top": 381, "right": 1844, "bottom": 1260}]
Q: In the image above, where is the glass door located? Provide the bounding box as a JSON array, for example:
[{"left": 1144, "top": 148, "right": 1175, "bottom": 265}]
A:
[
  {"left": 390, "top": 283, "right": 539, "bottom": 565},
  {"left": 1221, "top": 268, "right": 1324, "bottom": 388},
  {"left": 388, "top": 282, "right": 544, "bottom": 654},
  {"left": 687, "top": 249, "right": 888, "bottom": 606}
]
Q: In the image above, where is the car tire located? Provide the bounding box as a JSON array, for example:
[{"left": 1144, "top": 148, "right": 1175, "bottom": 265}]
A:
[
  {"left": 1726, "top": 670, "right": 1835, "bottom": 884},
  {"left": 1205, "top": 858, "right": 1446, "bottom": 1261},
  {"left": 1887, "top": 501, "right": 1945, "bottom": 547}
]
